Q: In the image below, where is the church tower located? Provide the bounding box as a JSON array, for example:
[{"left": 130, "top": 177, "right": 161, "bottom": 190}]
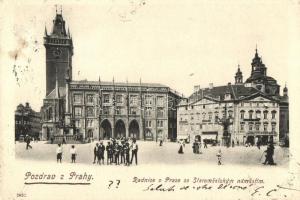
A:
[
  {"left": 234, "top": 64, "right": 243, "bottom": 84},
  {"left": 44, "top": 7, "right": 73, "bottom": 96}
]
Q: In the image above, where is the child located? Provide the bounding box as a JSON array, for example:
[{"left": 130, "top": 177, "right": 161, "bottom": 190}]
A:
[
  {"left": 216, "top": 149, "right": 222, "bottom": 165},
  {"left": 56, "top": 143, "right": 63, "bottom": 163},
  {"left": 70, "top": 145, "right": 77, "bottom": 163}
]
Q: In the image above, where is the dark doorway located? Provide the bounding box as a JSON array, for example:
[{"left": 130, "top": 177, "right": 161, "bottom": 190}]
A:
[
  {"left": 100, "top": 119, "right": 112, "bottom": 139},
  {"left": 129, "top": 120, "right": 139, "bottom": 139},
  {"left": 115, "top": 120, "right": 126, "bottom": 138}
]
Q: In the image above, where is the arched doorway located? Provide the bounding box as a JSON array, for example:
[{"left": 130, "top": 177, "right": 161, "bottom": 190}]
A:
[
  {"left": 115, "top": 120, "right": 126, "bottom": 139},
  {"left": 100, "top": 119, "right": 112, "bottom": 139},
  {"left": 129, "top": 120, "right": 139, "bottom": 139}
]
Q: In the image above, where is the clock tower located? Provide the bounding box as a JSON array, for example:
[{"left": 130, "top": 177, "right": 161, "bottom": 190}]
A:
[{"left": 44, "top": 9, "right": 73, "bottom": 96}]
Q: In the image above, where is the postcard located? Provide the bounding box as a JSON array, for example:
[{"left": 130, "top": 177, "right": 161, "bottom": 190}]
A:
[{"left": 1, "top": 0, "right": 300, "bottom": 199}]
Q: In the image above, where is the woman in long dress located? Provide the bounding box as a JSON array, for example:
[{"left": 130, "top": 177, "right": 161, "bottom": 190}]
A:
[{"left": 178, "top": 140, "right": 184, "bottom": 154}]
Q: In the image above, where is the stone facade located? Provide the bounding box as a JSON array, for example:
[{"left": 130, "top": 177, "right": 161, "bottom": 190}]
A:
[
  {"left": 177, "top": 49, "right": 288, "bottom": 145},
  {"left": 15, "top": 103, "right": 41, "bottom": 140},
  {"left": 69, "top": 80, "right": 181, "bottom": 141}
]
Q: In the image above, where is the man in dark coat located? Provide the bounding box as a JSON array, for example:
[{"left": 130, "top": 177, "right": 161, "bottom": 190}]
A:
[
  {"left": 106, "top": 141, "right": 112, "bottom": 165},
  {"left": 114, "top": 143, "right": 120, "bottom": 165},
  {"left": 124, "top": 142, "right": 130, "bottom": 166},
  {"left": 93, "top": 143, "right": 99, "bottom": 164},
  {"left": 25, "top": 135, "right": 32, "bottom": 150},
  {"left": 120, "top": 141, "right": 125, "bottom": 164},
  {"left": 97, "top": 141, "right": 105, "bottom": 165},
  {"left": 263, "top": 143, "right": 276, "bottom": 165}
]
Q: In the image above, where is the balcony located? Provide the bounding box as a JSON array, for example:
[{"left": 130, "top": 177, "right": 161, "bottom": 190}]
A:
[
  {"left": 242, "top": 118, "right": 260, "bottom": 122},
  {"left": 247, "top": 131, "right": 277, "bottom": 136}
]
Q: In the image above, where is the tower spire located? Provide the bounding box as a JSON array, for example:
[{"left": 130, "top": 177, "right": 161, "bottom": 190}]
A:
[{"left": 44, "top": 25, "right": 48, "bottom": 36}]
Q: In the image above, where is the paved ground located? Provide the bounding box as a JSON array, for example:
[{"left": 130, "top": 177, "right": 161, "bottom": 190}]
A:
[{"left": 15, "top": 141, "right": 289, "bottom": 167}]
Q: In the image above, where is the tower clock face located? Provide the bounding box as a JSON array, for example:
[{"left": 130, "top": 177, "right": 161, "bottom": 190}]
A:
[{"left": 53, "top": 48, "right": 62, "bottom": 58}]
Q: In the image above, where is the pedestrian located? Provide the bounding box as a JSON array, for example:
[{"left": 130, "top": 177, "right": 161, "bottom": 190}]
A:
[
  {"left": 192, "top": 141, "right": 196, "bottom": 154},
  {"left": 70, "top": 145, "right": 77, "bottom": 163},
  {"left": 114, "top": 142, "right": 120, "bottom": 165},
  {"left": 204, "top": 140, "right": 208, "bottom": 148},
  {"left": 106, "top": 141, "right": 112, "bottom": 165},
  {"left": 232, "top": 140, "right": 235, "bottom": 147},
  {"left": 25, "top": 135, "right": 32, "bottom": 150},
  {"left": 93, "top": 143, "right": 99, "bottom": 164},
  {"left": 120, "top": 141, "right": 125, "bottom": 164},
  {"left": 50, "top": 135, "right": 54, "bottom": 144},
  {"left": 198, "top": 141, "right": 202, "bottom": 154},
  {"left": 130, "top": 138, "right": 138, "bottom": 165},
  {"left": 124, "top": 142, "right": 130, "bottom": 166},
  {"left": 263, "top": 142, "right": 276, "bottom": 165},
  {"left": 56, "top": 143, "right": 63, "bottom": 163},
  {"left": 257, "top": 139, "right": 261, "bottom": 150},
  {"left": 216, "top": 149, "right": 222, "bottom": 165},
  {"left": 159, "top": 139, "right": 163, "bottom": 146},
  {"left": 97, "top": 141, "right": 105, "bottom": 165},
  {"left": 178, "top": 140, "right": 184, "bottom": 154}
]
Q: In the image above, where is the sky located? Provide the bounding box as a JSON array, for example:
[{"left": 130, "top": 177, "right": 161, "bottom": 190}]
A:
[{"left": 1, "top": 0, "right": 294, "bottom": 111}]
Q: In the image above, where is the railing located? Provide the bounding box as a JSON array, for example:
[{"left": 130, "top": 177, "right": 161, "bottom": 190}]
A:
[{"left": 54, "top": 135, "right": 76, "bottom": 142}]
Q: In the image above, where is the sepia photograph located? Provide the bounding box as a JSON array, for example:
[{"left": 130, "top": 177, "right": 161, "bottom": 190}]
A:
[{"left": 1, "top": 0, "right": 300, "bottom": 199}]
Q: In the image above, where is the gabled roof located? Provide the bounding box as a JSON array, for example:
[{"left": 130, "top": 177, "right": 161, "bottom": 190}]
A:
[
  {"left": 188, "top": 84, "right": 259, "bottom": 103},
  {"left": 238, "top": 91, "right": 278, "bottom": 102}
]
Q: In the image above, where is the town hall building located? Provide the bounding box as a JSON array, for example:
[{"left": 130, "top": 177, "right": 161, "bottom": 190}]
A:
[{"left": 40, "top": 11, "right": 182, "bottom": 142}]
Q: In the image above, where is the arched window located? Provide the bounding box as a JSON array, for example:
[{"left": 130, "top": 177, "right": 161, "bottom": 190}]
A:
[
  {"left": 263, "top": 110, "right": 268, "bottom": 119},
  {"left": 271, "top": 110, "right": 277, "bottom": 119},
  {"left": 248, "top": 110, "right": 254, "bottom": 119},
  {"left": 256, "top": 110, "right": 261, "bottom": 119},
  {"left": 240, "top": 110, "right": 245, "bottom": 119}
]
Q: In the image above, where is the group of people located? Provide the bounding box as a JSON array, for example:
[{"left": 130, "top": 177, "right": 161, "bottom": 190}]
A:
[
  {"left": 56, "top": 143, "right": 77, "bottom": 163},
  {"left": 177, "top": 138, "right": 276, "bottom": 166},
  {"left": 93, "top": 138, "right": 138, "bottom": 166}
]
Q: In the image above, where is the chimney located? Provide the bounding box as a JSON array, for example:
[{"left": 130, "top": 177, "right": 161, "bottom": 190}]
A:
[
  {"left": 194, "top": 85, "right": 200, "bottom": 92},
  {"left": 209, "top": 83, "right": 213, "bottom": 89}
]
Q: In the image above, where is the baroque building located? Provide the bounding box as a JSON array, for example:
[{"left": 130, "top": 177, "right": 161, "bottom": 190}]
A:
[
  {"left": 40, "top": 11, "right": 182, "bottom": 142},
  {"left": 177, "top": 49, "right": 288, "bottom": 145},
  {"left": 15, "top": 103, "right": 41, "bottom": 140}
]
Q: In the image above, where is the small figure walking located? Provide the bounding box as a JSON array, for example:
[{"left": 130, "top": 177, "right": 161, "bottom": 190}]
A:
[
  {"left": 130, "top": 138, "right": 138, "bottom": 165},
  {"left": 93, "top": 143, "right": 99, "bottom": 164},
  {"left": 204, "top": 140, "right": 208, "bottom": 148},
  {"left": 263, "top": 142, "right": 276, "bottom": 165},
  {"left": 198, "top": 141, "right": 202, "bottom": 154},
  {"left": 124, "top": 142, "right": 130, "bottom": 166},
  {"left": 56, "top": 143, "right": 63, "bottom": 163},
  {"left": 25, "top": 135, "right": 32, "bottom": 150},
  {"left": 70, "top": 145, "right": 77, "bottom": 163},
  {"left": 159, "top": 139, "right": 163, "bottom": 146},
  {"left": 178, "top": 140, "right": 184, "bottom": 154},
  {"left": 216, "top": 149, "right": 222, "bottom": 165},
  {"left": 97, "top": 141, "right": 105, "bottom": 165}
]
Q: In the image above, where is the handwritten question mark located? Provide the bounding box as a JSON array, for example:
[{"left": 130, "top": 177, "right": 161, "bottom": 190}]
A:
[
  {"left": 108, "top": 180, "right": 113, "bottom": 189},
  {"left": 116, "top": 180, "right": 121, "bottom": 188}
]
